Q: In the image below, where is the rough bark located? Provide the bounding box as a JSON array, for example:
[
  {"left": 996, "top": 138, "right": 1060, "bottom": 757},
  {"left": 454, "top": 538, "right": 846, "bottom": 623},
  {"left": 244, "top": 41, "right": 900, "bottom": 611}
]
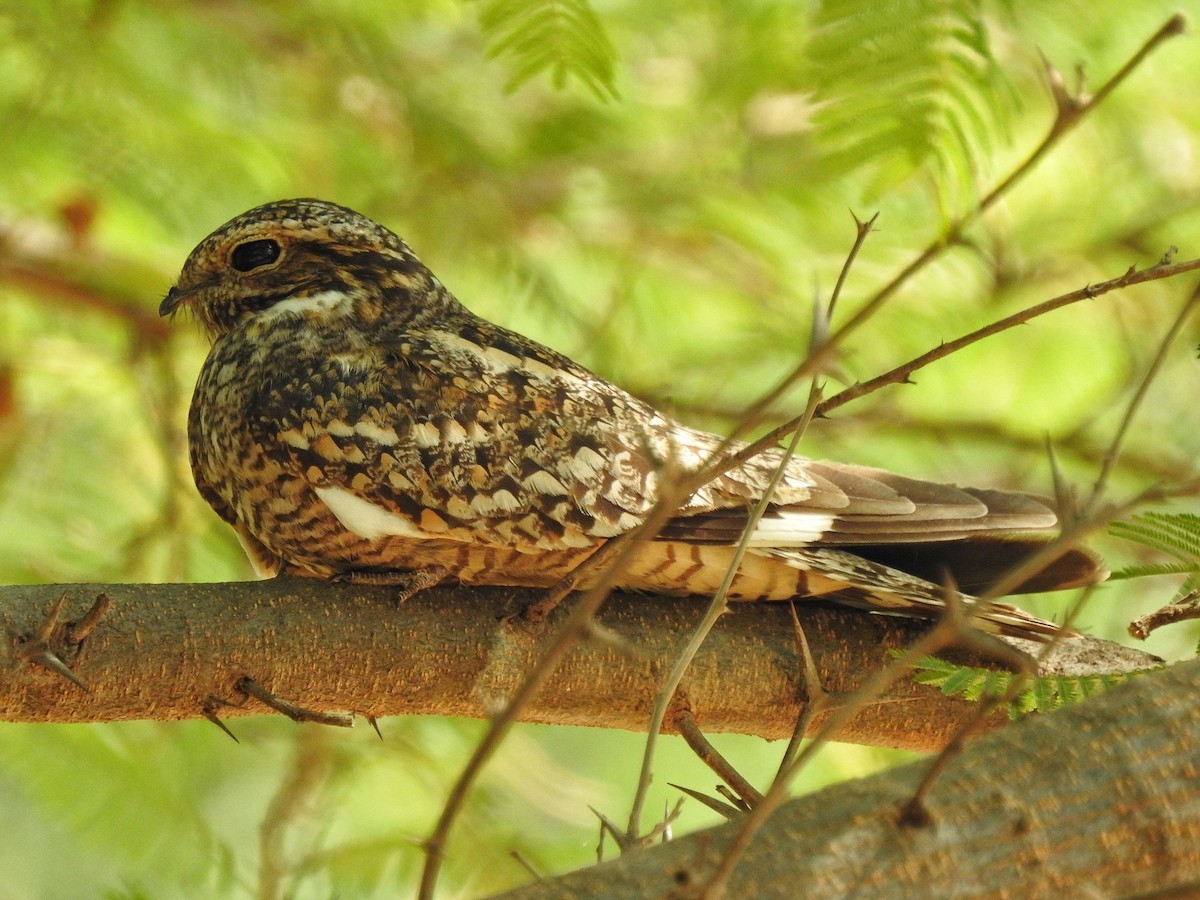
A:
[
  {"left": 0, "top": 578, "right": 1157, "bottom": 751},
  {"left": 500, "top": 656, "right": 1200, "bottom": 899}
]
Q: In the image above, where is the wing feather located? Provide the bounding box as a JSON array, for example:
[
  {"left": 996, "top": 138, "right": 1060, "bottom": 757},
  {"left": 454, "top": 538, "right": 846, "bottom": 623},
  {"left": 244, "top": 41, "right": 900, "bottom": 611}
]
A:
[{"left": 249, "top": 314, "right": 1102, "bottom": 596}]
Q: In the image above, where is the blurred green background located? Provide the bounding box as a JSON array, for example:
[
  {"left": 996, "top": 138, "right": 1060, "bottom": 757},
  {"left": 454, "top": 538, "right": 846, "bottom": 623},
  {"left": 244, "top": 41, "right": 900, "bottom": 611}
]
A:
[{"left": 1, "top": 0, "right": 1198, "bottom": 896}]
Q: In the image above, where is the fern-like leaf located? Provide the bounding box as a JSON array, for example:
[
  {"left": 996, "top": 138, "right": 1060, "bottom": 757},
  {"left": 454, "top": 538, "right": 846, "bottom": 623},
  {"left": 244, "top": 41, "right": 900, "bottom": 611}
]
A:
[
  {"left": 1108, "top": 562, "right": 1200, "bottom": 581},
  {"left": 802, "top": 0, "right": 1010, "bottom": 204},
  {"left": 1110, "top": 513, "right": 1200, "bottom": 604},
  {"left": 477, "top": 0, "right": 619, "bottom": 99},
  {"left": 904, "top": 654, "right": 1153, "bottom": 719},
  {"left": 1110, "top": 513, "right": 1200, "bottom": 563}
]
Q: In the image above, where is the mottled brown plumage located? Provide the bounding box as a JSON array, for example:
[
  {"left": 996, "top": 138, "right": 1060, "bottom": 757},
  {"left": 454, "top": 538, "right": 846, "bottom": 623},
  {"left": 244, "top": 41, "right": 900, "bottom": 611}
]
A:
[{"left": 161, "top": 199, "right": 1105, "bottom": 639}]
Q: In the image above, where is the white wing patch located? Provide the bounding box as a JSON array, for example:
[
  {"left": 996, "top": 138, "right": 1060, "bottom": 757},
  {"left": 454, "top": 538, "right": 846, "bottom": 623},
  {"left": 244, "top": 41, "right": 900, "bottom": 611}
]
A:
[
  {"left": 745, "top": 511, "right": 836, "bottom": 547},
  {"left": 314, "top": 486, "right": 431, "bottom": 540}
]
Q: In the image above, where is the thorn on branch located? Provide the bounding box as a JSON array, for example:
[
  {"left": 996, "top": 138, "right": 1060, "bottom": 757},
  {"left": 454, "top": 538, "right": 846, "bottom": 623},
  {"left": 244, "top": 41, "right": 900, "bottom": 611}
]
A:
[
  {"left": 715, "top": 784, "right": 754, "bottom": 813},
  {"left": 851, "top": 209, "right": 880, "bottom": 237},
  {"left": 1039, "top": 50, "right": 1086, "bottom": 126},
  {"left": 669, "top": 782, "right": 744, "bottom": 819},
  {"left": 776, "top": 602, "right": 842, "bottom": 776},
  {"left": 235, "top": 677, "right": 355, "bottom": 728},
  {"left": 509, "top": 849, "right": 543, "bottom": 881},
  {"left": 28, "top": 648, "right": 89, "bottom": 692},
  {"left": 591, "top": 805, "right": 633, "bottom": 856},
  {"left": 201, "top": 698, "right": 240, "bottom": 742},
  {"left": 650, "top": 798, "right": 684, "bottom": 845},
  {"left": 10, "top": 590, "right": 113, "bottom": 692},
  {"left": 67, "top": 592, "right": 111, "bottom": 645},
  {"left": 591, "top": 797, "right": 684, "bottom": 858}
]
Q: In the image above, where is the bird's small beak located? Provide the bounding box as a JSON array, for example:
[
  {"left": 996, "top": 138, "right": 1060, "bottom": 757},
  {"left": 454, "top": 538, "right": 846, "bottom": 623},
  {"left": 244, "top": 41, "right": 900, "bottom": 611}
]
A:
[{"left": 159, "top": 285, "right": 187, "bottom": 317}]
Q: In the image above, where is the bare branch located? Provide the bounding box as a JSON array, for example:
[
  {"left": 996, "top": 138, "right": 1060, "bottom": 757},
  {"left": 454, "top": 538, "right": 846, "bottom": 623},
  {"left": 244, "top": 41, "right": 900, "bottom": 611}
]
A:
[{"left": 0, "top": 579, "right": 1157, "bottom": 737}]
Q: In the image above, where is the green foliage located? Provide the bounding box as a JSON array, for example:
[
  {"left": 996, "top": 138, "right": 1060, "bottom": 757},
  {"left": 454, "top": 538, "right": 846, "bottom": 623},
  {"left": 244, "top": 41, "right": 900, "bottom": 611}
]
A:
[
  {"left": 906, "top": 655, "right": 1153, "bottom": 719},
  {"left": 1109, "top": 513, "right": 1200, "bottom": 604},
  {"left": 477, "top": 0, "right": 619, "bottom": 99},
  {"left": 803, "top": 0, "right": 1010, "bottom": 205}
]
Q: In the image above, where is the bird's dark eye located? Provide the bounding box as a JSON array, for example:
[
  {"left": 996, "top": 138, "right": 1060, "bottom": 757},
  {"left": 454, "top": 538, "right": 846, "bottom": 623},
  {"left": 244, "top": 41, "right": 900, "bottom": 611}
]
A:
[{"left": 230, "top": 239, "right": 282, "bottom": 272}]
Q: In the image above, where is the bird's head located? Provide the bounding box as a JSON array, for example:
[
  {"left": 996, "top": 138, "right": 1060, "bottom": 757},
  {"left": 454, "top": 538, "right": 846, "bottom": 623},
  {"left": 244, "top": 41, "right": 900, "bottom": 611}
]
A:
[{"left": 159, "top": 199, "right": 437, "bottom": 341}]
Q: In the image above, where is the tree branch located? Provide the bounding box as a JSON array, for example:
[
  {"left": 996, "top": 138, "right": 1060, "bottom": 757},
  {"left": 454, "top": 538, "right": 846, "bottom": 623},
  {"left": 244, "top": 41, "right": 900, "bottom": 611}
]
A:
[
  {"left": 0, "top": 579, "right": 1158, "bottom": 750},
  {"left": 501, "top": 656, "right": 1200, "bottom": 898}
]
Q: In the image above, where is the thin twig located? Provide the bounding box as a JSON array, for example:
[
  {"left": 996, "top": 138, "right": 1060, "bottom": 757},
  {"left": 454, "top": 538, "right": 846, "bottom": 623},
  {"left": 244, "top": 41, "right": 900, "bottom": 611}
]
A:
[
  {"left": 1129, "top": 590, "right": 1200, "bottom": 639},
  {"left": 826, "top": 212, "right": 879, "bottom": 323},
  {"left": 624, "top": 392, "right": 817, "bottom": 840},
  {"left": 1086, "top": 282, "right": 1200, "bottom": 510},
  {"left": 673, "top": 700, "right": 764, "bottom": 809},
  {"left": 818, "top": 256, "right": 1200, "bottom": 418}
]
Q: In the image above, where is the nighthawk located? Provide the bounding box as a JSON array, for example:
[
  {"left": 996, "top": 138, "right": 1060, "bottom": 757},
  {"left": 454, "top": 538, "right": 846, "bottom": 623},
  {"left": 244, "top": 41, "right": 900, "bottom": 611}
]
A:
[{"left": 160, "top": 199, "right": 1104, "bottom": 639}]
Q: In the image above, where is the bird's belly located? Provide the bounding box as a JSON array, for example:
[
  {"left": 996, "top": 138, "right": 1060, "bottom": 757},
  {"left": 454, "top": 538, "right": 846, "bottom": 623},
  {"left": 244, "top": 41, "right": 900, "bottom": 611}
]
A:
[
  {"left": 616, "top": 542, "right": 820, "bottom": 600},
  {"left": 304, "top": 532, "right": 817, "bottom": 602},
  {"left": 318, "top": 532, "right": 604, "bottom": 585}
]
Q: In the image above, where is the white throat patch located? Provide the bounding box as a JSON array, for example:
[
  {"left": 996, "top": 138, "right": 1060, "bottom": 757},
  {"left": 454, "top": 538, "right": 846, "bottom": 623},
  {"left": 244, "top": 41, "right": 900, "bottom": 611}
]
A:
[{"left": 261, "top": 289, "right": 353, "bottom": 321}]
